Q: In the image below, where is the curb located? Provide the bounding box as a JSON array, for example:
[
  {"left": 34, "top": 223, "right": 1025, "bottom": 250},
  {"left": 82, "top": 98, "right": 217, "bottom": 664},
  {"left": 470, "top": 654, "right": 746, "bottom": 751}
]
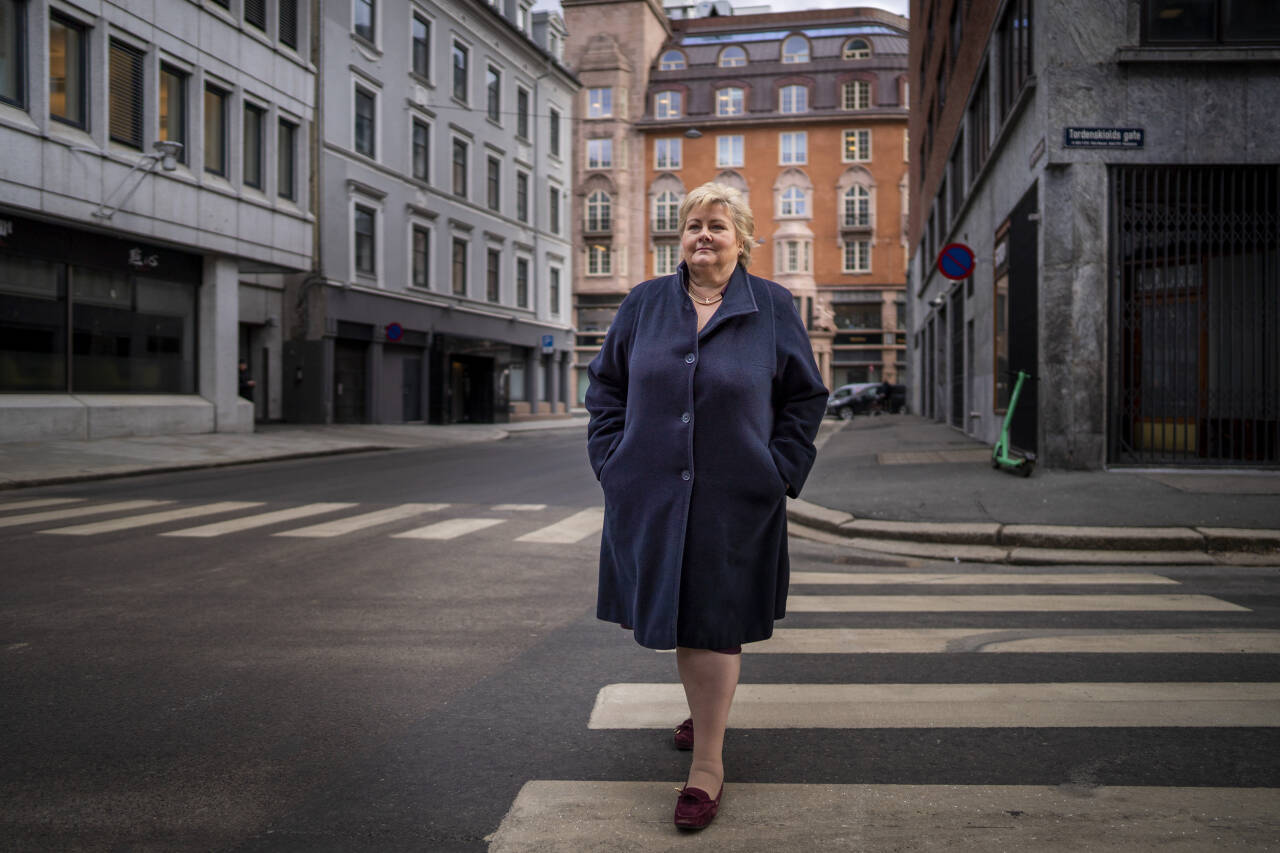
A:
[{"left": 787, "top": 499, "right": 1280, "bottom": 564}]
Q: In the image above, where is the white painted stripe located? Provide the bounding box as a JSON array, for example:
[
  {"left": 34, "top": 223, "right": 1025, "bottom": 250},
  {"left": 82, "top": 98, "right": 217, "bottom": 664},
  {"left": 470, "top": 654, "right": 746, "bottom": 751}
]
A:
[
  {"left": 489, "top": 782, "right": 1280, "bottom": 852},
  {"left": 0, "top": 498, "right": 86, "bottom": 513},
  {"left": 0, "top": 500, "right": 173, "bottom": 529},
  {"left": 160, "top": 503, "right": 357, "bottom": 537},
  {"left": 272, "top": 503, "right": 449, "bottom": 537},
  {"left": 492, "top": 503, "right": 547, "bottom": 511},
  {"left": 787, "top": 594, "right": 1248, "bottom": 612},
  {"left": 38, "top": 502, "right": 265, "bottom": 535},
  {"left": 515, "top": 507, "right": 605, "bottom": 543},
  {"left": 589, "top": 682, "right": 1280, "bottom": 729},
  {"left": 391, "top": 517, "right": 505, "bottom": 540},
  {"left": 757, "top": 628, "right": 1280, "bottom": 654},
  {"left": 790, "top": 571, "right": 1178, "bottom": 586}
]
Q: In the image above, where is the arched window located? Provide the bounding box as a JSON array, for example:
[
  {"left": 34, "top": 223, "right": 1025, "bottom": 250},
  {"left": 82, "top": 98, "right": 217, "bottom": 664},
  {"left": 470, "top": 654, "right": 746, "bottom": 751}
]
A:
[
  {"left": 659, "top": 50, "right": 686, "bottom": 70},
  {"left": 843, "top": 38, "right": 871, "bottom": 60},
  {"left": 718, "top": 45, "right": 746, "bottom": 67},
  {"left": 654, "top": 90, "right": 682, "bottom": 118},
  {"left": 780, "top": 186, "right": 808, "bottom": 217},
  {"left": 843, "top": 185, "right": 871, "bottom": 227},
  {"left": 779, "top": 84, "right": 808, "bottom": 114},
  {"left": 716, "top": 87, "right": 744, "bottom": 117},
  {"left": 586, "top": 190, "right": 612, "bottom": 232},
  {"left": 781, "top": 35, "right": 809, "bottom": 63},
  {"left": 653, "top": 191, "right": 680, "bottom": 232}
]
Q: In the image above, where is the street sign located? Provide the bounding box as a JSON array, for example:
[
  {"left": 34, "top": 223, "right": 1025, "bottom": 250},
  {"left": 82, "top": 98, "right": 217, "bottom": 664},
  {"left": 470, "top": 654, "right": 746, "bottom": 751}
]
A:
[
  {"left": 386, "top": 322, "right": 403, "bottom": 342},
  {"left": 541, "top": 334, "right": 554, "bottom": 354},
  {"left": 1063, "top": 127, "right": 1144, "bottom": 149},
  {"left": 937, "top": 243, "right": 976, "bottom": 281}
]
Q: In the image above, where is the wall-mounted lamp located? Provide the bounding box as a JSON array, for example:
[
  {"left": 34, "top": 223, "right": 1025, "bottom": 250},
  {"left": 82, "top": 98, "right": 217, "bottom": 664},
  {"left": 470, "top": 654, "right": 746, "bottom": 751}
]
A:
[
  {"left": 684, "top": 127, "right": 703, "bottom": 139},
  {"left": 928, "top": 295, "right": 945, "bottom": 308},
  {"left": 91, "top": 141, "right": 185, "bottom": 219}
]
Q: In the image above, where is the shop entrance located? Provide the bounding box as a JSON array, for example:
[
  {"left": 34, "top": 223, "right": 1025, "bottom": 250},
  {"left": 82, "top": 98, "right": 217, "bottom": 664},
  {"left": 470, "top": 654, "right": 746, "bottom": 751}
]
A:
[
  {"left": 333, "top": 341, "right": 367, "bottom": 424},
  {"left": 447, "top": 354, "right": 494, "bottom": 423}
]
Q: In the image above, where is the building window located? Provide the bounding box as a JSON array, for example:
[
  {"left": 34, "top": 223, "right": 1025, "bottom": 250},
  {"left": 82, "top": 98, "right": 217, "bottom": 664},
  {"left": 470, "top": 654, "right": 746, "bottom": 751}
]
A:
[
  {"left": 1141, "top": 0, "right": 1275, "bottom": 43},
  {"left": 516, "top": 171, "right": 529, "bottom": 222},
  {"left": 833, "top": 301, "right": 881, "bottom": 329},
  {"left": 843, "top": 128, "right": 871, "bottom": 162},
  {"left": 354, "top": 85, "right": 375, "bottom": 157},
  {"left": 412, "top": 225, "right": 429, "bottom": 288},
  {"left": 997, "top": 0, "right": 1032, "bottom": 120},
  {"left": 516, "top": 257, "right": 530, "bottom": 307},
  {"left": 486, "top": 66, "right": 501, "bottom": 122},
  {"left": 781, "top": 34, "right": 809, "bottom": 63},
  {"left": 660, "top": 50, "right": 685, "bottom": 70},
  {"left": 843, "top": 38, "right": 871, "bottom": 59},
  {"left": 654, "top": 90, "right": 681, "bottom": 118},
  {"left": 243, "top": 103, "right": 265, "bottom": 188},
  {"left": 158, "top": 65, "right": 186, "bottom": 163},
  {"left": 716, "top": 86, "right": 744, "bottom": 117},
  {"left": 487, "top": 156, "right": 501, "bottom": 210},
  {"left": 586, "top": 190, "right": 611, "bottom": 232},
  {"left": 517, "top": 3, "right": 530, "bottom": 33},
  {"left": 842, "top": 79, "right": 870, "bottom": 110},
  {"left": 717, "top": 135, "right": 743, "bottom": 167},
  {"left": 779, "top": 239, "right": 811, "bottom": 273},
  {"left": 411, "top": 15, "right": 430, "bottom": 78},
  {"left": 968, "top": 70, "right": 989, "bottom": 180},
  {"left": 549, "top": 187, "right": 560, "bottom": 234},
  {"left": 655, "top": 137, "right": 682, "bottom": 169},
  {"left": 451, "top": 238, "right": 467, "bottom": 295},
  {"left": 452, "top": 41, "right": 468, "bottom": 102},
  {"left": 0, "top": 0, "right": 25, "bottom": 107},
  {"left": 549, "top": 267, "right": 561, "bottom": 315},
  {"left": 587, "top": 244, "right": 612, "bottom": 276},
  {"left": 843, "top": 239, "right": 871, "bottom": 273},
  {"left": 516, "top": 87, "right": 530, "bottom": 139},
  {"left": 719, "top": 45, "right": 746, "bottom": 67},
  {"left": 654, "top": 243, "right": 679, "bottom": 275},
  {"left": 244, "top": 0, "right": 266, "bottom": 31},
  {"left": 779, "top": 131, "right": 806, "bottom": 165},
  {"left": 653, "top": 191, "right": 679, "bottom": 232},
  {"left": 779, "top": 84, "right": 807, "bottom": 113},
  {"left": 108, "top": 40, "right": 144, "bottom": 149},
  {"left": 843, "top": 185, "right": 870, "bottom": 227},
  {"left": 586, "top": 138, "right": 612, "bottom": 169},
  {"left": 354, "top": 205, "right": 376, "bottom": 275},
  {"left": 278, "top": 118, "right": 296, "bottom": 199},
  {"left": 949, "top": 134, "right": 965, "bottom": 219},
  {"left": 549, "top": 107, "right": 561, "bottom": 155},
  {"left": 412, "top": 118, "right": 429, "bottom": 182},
  {"left": 279, "top": 0, "right": 299, "bottom": 48},
  {"left": 354, "top": 0, "right": 374, "bottom": 42},
  {"left": 779, "top": 186, "right": 807, "bottom": 217},
  {"left": 486, "top": 248, "right": 500, "bottom": 302},
  {"left": 204, "top": 84, "right": 228, "bottom": 175},
  {"left": 49, "top": 14, "right": 88, "bottom": 128},
  {"left": 452, "top": 138, "right": 467, "bottom": 196},
  {"left": 587, "top": 87, "right": 612, "bottom": 117}
]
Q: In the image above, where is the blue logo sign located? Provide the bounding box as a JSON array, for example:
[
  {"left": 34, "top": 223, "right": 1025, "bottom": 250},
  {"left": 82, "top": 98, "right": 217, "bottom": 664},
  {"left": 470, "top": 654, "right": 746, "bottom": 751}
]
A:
[
  {"left": 936, "top": 243, "right": 976, "bottom": 281},
  {"left": 541, "top": 334, "right": 554, "bottom": 353},
  {"left": 386, "top": 322, "right": 403, "bottom": 342}
]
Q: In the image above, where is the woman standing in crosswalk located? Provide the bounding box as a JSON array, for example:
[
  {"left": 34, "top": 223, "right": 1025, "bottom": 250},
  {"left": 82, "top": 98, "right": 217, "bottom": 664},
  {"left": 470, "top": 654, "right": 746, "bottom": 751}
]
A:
[{"left": 586, "top": 182, "right": 828, "bottom": 830}]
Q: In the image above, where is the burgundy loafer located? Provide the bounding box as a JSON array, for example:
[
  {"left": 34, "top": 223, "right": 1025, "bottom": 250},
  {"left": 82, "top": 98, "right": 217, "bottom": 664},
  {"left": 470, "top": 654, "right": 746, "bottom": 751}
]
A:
[
  {"left": 673, "top": 718, "right": 694, "bottom": 751},
  {"left": 674, "top": 784, "right": 723, "bottom": 830}
]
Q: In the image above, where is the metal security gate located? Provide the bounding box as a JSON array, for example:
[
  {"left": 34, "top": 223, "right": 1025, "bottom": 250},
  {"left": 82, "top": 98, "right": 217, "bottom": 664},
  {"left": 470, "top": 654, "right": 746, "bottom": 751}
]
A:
[{"left": 1109, "top": 165, "right": 1280, "bottom": 466}]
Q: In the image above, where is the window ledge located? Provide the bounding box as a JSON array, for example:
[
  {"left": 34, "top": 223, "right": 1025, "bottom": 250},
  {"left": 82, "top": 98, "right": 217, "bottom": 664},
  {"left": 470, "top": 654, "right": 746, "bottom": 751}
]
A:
[{"left": 1115, "top": 45, "right": 1280, "bottom": 63}]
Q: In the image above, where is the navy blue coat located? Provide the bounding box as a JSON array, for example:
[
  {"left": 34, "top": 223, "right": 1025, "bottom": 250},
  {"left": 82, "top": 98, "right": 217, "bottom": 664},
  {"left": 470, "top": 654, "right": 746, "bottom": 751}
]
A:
[{"left": 585, "top": 263, "right": 828, "bottom": 650}]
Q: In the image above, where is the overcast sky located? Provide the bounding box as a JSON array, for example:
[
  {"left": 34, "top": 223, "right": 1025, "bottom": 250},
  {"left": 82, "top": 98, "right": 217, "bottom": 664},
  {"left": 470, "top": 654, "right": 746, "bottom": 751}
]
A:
[{"left": 532, "top": 0, "right": 910, "bottom": 20}]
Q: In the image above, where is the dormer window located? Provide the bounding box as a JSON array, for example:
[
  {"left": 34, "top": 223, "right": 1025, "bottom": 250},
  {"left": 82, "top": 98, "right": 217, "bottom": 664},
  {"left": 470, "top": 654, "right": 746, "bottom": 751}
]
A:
[
  {"left": 843, "top": 38, "right": 871, "bottom": 59},
  {"left": 781, "top": 35, "right": 809, "bottom": 63},
  {"left": 718, "top": 45, "right": 746, "bottom": 67},
  {"left": 660, "top": 50, "right": 686, "bottom": 70}
]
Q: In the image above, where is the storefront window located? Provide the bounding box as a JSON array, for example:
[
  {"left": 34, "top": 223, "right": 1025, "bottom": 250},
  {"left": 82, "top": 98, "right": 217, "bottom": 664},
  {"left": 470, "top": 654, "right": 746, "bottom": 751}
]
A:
[
  {"left": 993, "top": 226, "right": 1010, "bottom": 411},
  {"left": 0, "top": 256, "right": 66, "bottom": 391}
]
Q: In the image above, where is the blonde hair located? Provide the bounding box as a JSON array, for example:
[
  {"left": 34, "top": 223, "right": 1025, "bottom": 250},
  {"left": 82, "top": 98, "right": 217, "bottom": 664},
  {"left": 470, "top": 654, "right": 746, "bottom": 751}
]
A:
[{"left": 678, "top": 182, "right": 755, "bottom": 268}]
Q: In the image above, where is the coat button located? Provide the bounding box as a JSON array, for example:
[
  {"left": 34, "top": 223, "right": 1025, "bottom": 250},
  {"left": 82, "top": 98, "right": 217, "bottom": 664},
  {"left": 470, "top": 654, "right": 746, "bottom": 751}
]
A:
[
  {"left": 681, "top": 412, "right": 690, "bottom": 423},
  {"left": 684, "top": 353, "right": 695, "bottom": 364},
  {"left": 681, "top": 470, "right": 691, "bottom": 480}
]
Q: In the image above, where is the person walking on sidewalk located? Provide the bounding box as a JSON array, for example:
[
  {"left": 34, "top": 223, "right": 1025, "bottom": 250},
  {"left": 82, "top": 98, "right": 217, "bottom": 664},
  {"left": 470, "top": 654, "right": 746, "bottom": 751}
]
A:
[{"left": 585, "top": 182, "right": 828, "bottom": 831}]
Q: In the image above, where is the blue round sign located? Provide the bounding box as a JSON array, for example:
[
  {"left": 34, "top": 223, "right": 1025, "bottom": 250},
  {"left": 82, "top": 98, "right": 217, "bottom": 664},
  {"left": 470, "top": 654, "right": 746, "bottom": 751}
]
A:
[
  {"left": 386, "top": 322, "right": 403, "bottom": 341},
  {"left": 937, "top": 243, "right": 976, "bottom": 281}
]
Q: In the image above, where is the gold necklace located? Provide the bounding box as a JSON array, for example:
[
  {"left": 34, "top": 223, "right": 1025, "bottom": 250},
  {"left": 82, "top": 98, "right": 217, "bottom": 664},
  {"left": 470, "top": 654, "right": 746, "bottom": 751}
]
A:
[{"left": 687, "top": 284, "right": 725, "bottom": 305}]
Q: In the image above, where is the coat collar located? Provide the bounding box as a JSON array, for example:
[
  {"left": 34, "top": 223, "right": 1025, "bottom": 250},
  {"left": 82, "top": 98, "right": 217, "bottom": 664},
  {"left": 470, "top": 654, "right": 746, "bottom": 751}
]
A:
[{"left": 676, "top": 262, "right": 759, "bottom": 338}]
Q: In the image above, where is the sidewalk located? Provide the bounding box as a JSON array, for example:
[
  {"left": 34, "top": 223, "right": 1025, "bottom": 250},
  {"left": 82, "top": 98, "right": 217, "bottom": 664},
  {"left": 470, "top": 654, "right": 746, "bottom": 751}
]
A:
[{"left": 0, "top": 412, "right": 1276, "bottom": 562}]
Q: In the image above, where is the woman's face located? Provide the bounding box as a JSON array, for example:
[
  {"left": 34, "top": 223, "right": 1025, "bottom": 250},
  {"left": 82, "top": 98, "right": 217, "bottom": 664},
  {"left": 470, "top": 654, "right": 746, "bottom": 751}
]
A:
[{"left": 681, "top": 202, "right": 740, "bottom": 282}]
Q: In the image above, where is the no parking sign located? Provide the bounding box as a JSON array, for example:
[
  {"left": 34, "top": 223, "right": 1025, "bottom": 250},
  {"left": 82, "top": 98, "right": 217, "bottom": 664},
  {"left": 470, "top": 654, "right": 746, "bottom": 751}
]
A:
[{"left": 936, "top": 243, "right": 976, "bottom": 280}]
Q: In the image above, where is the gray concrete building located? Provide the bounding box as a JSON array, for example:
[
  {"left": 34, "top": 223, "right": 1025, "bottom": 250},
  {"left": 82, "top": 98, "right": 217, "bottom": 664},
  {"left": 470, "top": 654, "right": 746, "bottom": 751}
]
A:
[
  {"left": 0, "top": 0, "right": 315, "bottom": 441},
  {"left": 909, "top": 0, "right": 1279, "bottom": 469},
  {"left": 294, "top": 0, "right": 577, "bottom": 425}
]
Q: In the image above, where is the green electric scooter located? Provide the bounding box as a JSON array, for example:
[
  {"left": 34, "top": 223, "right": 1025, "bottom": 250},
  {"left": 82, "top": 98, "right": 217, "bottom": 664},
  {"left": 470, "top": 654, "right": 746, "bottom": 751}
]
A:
[{"left": 992, "top": 370, "right": 1036, "bottom": 477}]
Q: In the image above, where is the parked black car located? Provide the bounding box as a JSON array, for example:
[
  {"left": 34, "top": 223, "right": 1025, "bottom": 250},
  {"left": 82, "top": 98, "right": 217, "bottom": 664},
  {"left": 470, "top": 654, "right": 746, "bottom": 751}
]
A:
[{"left": 826, "top": 382, "right": 907, "bottom": 419}]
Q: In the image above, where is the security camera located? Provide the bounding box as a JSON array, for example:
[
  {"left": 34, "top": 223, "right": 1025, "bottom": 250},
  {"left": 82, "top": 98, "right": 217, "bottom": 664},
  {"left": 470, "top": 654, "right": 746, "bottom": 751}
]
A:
[{"left": 153, "top": 140, "right": 184, "bottom": 171}]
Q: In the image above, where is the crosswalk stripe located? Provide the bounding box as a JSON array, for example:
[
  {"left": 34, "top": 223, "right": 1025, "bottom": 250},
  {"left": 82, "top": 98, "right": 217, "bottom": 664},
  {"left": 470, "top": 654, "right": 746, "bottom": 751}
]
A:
[
  {"left": 272, "top": 503, "right": 449, "bottom": 537},
  {"left": 391, "top": 517, "right": 506, "bottom": 539},
  {"left": 0, "top": 497, "right": 86, "bottom": 513},
  {"left": 515, "top": 507, "right": 604, "bottom": 543},
  {"left": 588, "top": 682, "right": 1280, "bottom": 729},
  {"left": 488, "top": 782, "right": 1280, "bottom": 852},
  {"left": 492, "top": 503, "right": 548, "bottom": 511},
  {"left": 159, "top": 503, "right": 358, "bottom": 537},
  {"left": 790, "top": 571, "right": 1178, "bottom": 585},
  {"left": 787, "top": 594, "right": 1248, "bottom": 612},
  {"left": 37, "top": 502, "right": 265, "bottom": 535},
  {"left": 0, "top": 500, "right": 173, "bottom": 529},
  {"left": 757, "top": 628, "right": 1280, "bottom": 654}
]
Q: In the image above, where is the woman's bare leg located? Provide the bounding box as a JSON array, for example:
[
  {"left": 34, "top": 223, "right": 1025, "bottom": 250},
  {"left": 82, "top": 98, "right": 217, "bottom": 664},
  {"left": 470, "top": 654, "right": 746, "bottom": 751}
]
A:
[{"left": 676, "top": 647, "right": 740, "bottom": 794}]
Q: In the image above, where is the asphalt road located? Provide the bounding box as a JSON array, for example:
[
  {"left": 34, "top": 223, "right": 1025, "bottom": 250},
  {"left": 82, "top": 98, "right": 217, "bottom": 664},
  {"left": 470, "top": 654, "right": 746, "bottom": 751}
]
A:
[{"left": 1, "top": 431, "right": 1278, "bottom": 851}]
